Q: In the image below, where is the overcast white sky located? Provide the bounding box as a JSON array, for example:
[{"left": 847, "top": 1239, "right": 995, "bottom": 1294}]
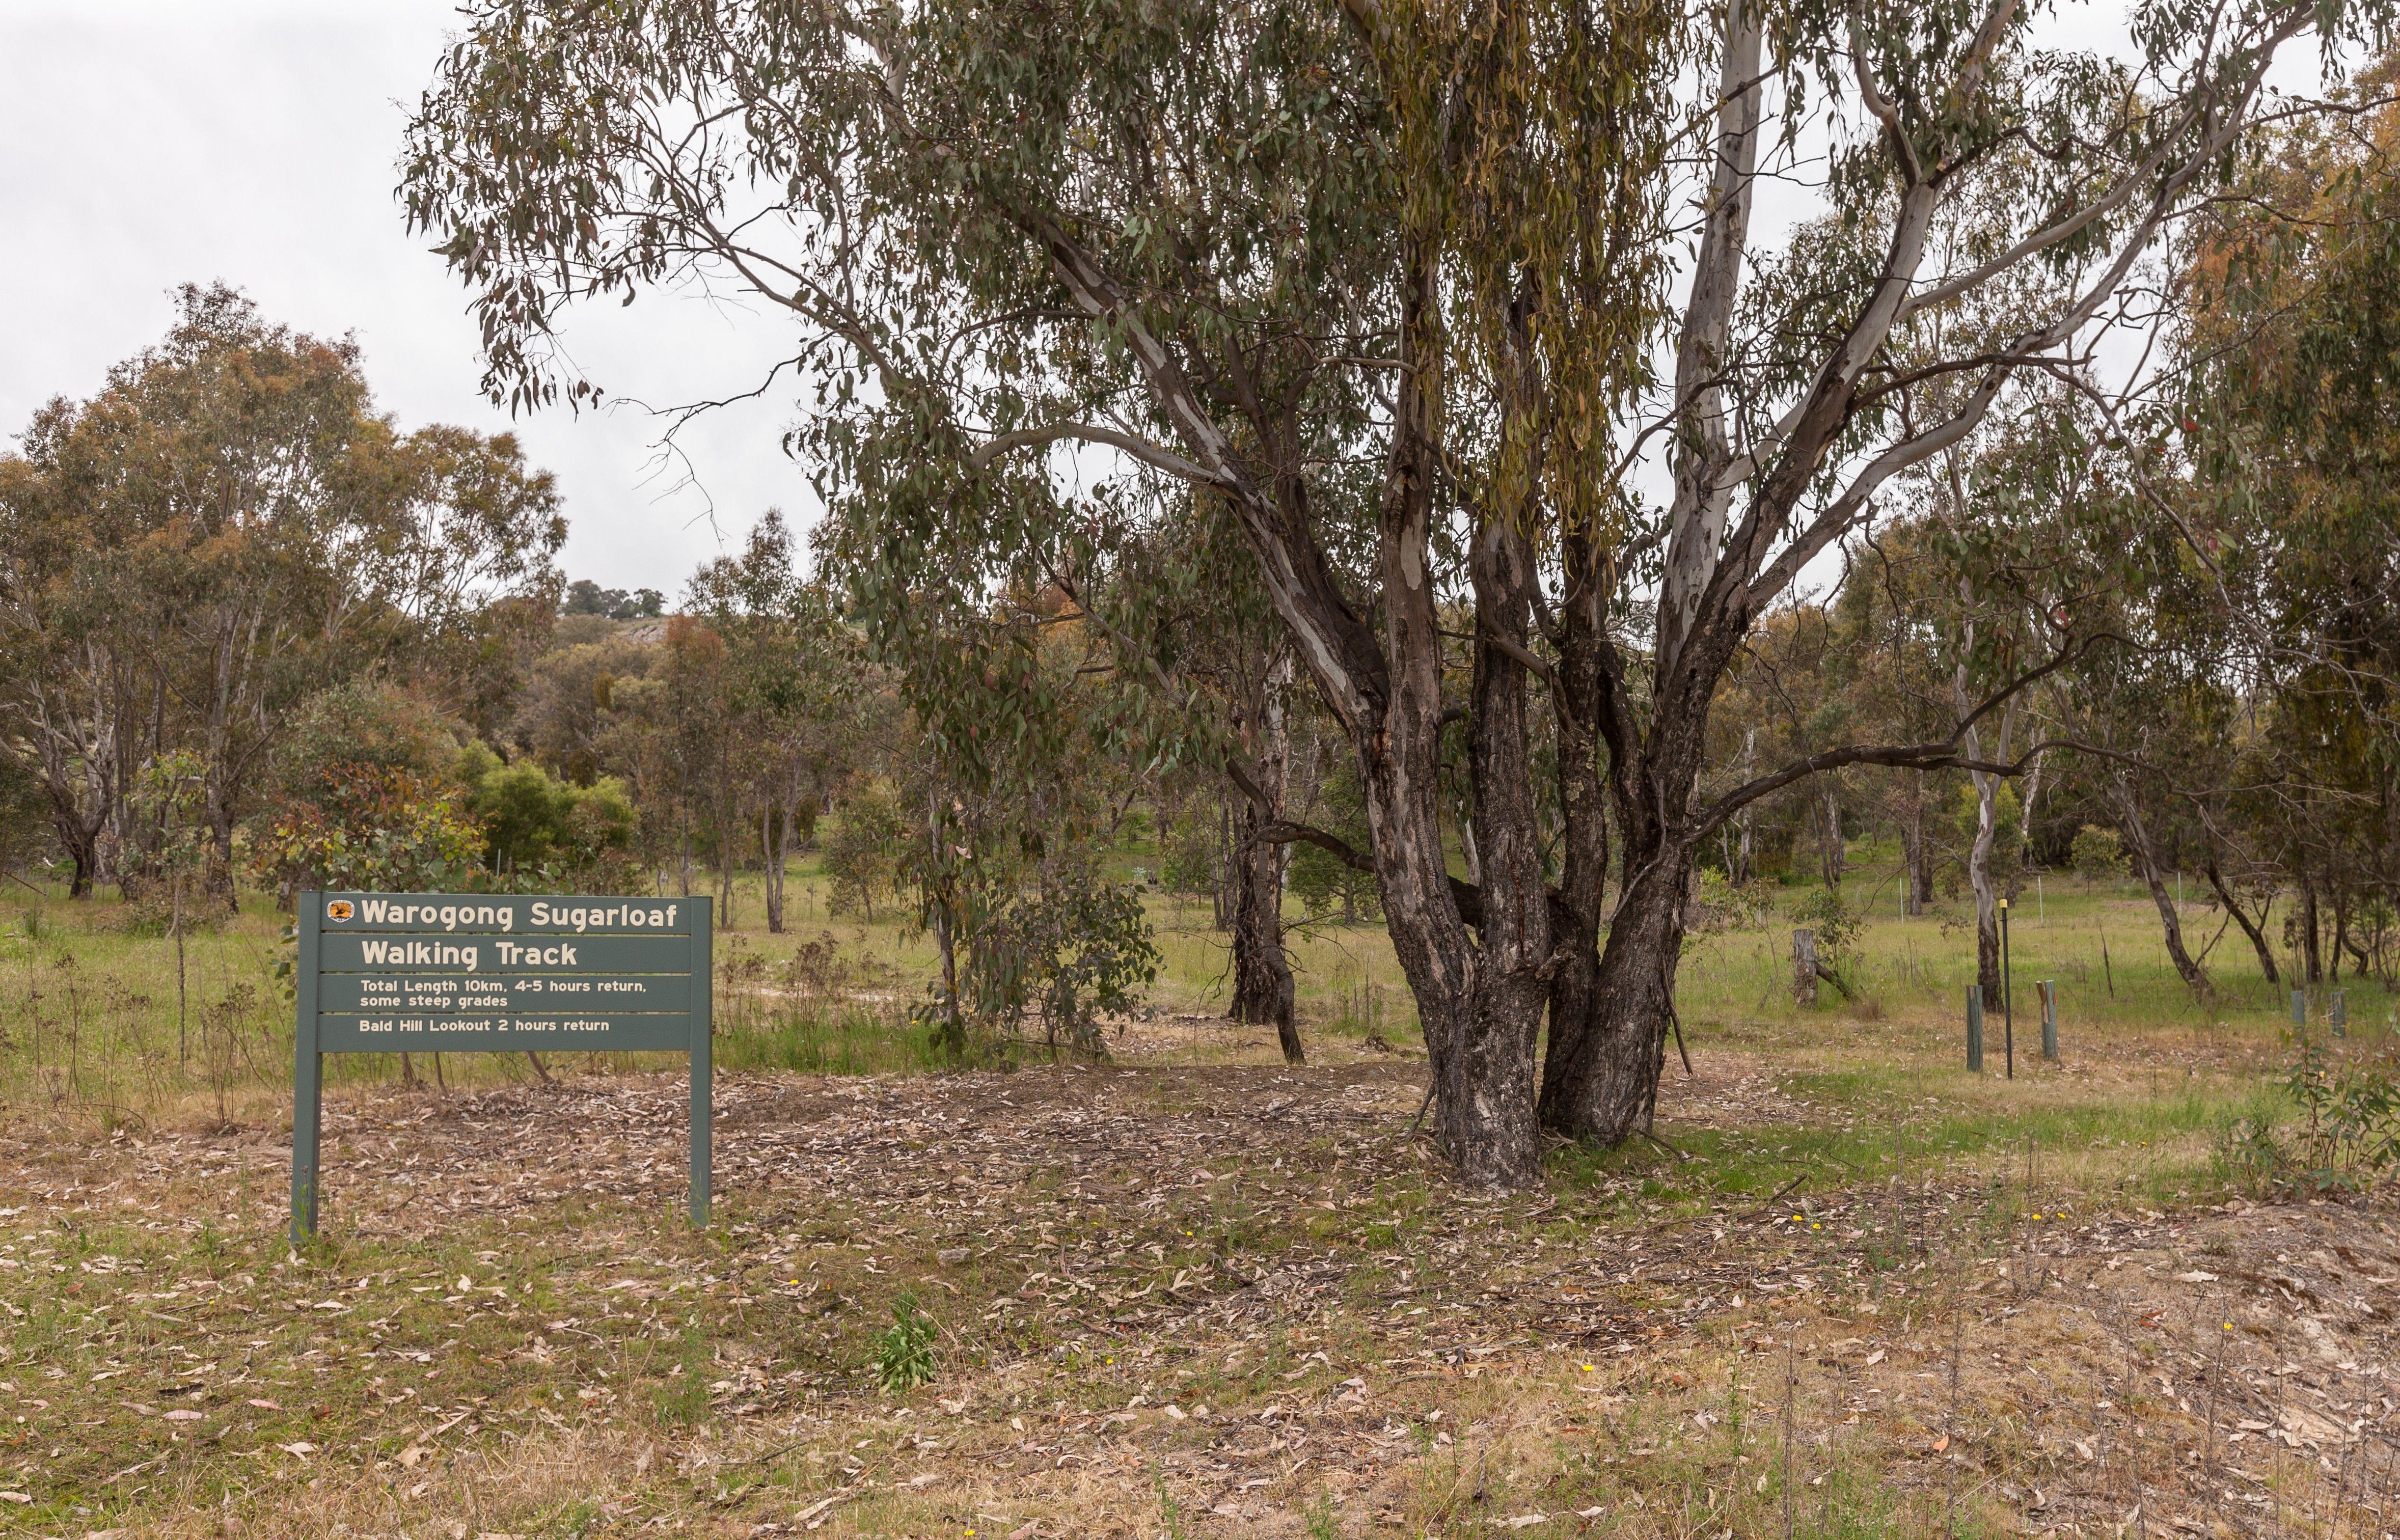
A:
[{"left": 0, "top": 0, "right": 806, "bottom": 593}]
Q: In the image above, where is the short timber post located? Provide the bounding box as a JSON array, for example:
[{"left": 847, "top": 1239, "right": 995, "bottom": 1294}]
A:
[
  {"left": 1967, "top": 987, "right": 1984, "bottom": 1073},
  {"left": 2039, "top": 980, "right": 2058, "bottom": 1062},
  {"left": 1792, "top": 929, "right": 1818, "bottom": 1008}
]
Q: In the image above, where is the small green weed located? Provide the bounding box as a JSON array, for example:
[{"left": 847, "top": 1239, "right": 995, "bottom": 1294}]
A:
[
  {"left": 2227, "top": 1029, "right": 2400, "bottom": 1193},
  {"left": 1158, "top": 1478, "right": 1191, "bottom": 1540},
  {"left": 874, "top": 1289, "right": 938, "bottom": 1395}
]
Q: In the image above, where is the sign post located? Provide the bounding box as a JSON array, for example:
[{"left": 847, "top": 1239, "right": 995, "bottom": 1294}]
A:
[
  {"left": 291, "top": 891, "right": 714, "bottom": 1245},
  {"left": 1998, "top": 897, "right": 2014, "bottom": 1081}
]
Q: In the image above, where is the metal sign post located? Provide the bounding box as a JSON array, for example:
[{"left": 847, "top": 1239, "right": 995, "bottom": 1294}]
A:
[
  {"left": 1998, "top": 897, "right": 2014, "bottom": 1081},
  {"left": 291, "top": 891, "right": 713, "bottom": 1245}
]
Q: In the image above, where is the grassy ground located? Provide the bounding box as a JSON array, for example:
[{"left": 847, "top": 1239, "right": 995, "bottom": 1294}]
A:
[
  {"left": 1, "top": 858, "right": 2394, "bottom": 1538},
  {"left": 0, "top": 852, "right": 2369, "bottom": 1116}
]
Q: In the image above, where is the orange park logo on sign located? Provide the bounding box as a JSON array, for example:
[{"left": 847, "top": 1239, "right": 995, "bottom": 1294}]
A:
[{"left": 324, "top": 900, "right": 355, "bottom": 922}]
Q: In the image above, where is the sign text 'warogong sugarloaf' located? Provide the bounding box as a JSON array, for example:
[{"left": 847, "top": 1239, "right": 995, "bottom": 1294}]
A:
[
  {"left": 340, "top": 896, "right": 696, "bottom": 931},
  {"left": 290, "top": 890, "right": 714, "bottom": 1242}
]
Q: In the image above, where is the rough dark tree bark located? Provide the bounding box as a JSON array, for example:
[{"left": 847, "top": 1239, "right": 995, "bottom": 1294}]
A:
[{"left": 1537, "top": 520, "right": 1613, "bottom": 1129}]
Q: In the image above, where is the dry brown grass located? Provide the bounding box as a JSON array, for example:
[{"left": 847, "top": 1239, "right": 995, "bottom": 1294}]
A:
[{"left": 1, "top": 1011, "right": 2395, "bottom": 1540}]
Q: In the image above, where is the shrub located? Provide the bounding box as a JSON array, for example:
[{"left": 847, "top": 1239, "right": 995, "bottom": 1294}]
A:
[
  {"left": 251, "top": 764, "right": 487, "bottom": 896},
  {"left": 463, "top": 752, "right": 636, "bottom": 882},
  {"left": 1159, "top": 802, "right": 1220, "bottom": 904},
  {"left": 822, "top": 784, "right": 908, "bottom": 921},
  {"left": 2225, "top": 1032, "right": 2400, "bottom": 1195},
  {"left": 1788, "top": 886, "right": 1861, "bottom": 1001},
  {"left": 958, "top": 864, "right": 1158, "bottom": 1058},
  {"left": 1691, "top": 868, "right": 1766, "bottom": 933},
  {"left": 2070, "top": 824, "right": 2129, "bottom": 886}
]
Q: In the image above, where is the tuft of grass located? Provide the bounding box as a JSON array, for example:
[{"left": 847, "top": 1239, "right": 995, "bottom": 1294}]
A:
[
  {"left": 652, "top": 1323, "right": 714, "bottom": 1425},
  {"left": 714, "top": 1000, "right": 943, "bottom": 1077}
]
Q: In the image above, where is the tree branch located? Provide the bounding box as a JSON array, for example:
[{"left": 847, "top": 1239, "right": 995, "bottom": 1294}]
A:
[
  {"left": 1256, "top": 819, "right": 1375, "bottom": 872},
  {"left": 969, "top": 421, "right": 1217, "bottom": 484},
  {"left": 1685, "top": 638, "right": 2112, "bottom": 841}
]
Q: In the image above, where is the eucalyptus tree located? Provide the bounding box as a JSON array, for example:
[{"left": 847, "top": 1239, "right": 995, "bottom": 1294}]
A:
[
  {"left": 1016, "top": 486, "right": 1311, "bottom": 1061},
  {"left": 2179, "top": 82, "right": 2400, "bottom": 986},
  {"left": 0, "top": 285, "right": 563, "bottom": 903},
  {"left": 1908, "top": 393, "right": 2128, "bottom": 1007},
  {"left": 1826, "top": 522, "right": 1960, "bottom": 913},
  {"left": 406, "top": 0, "right": 2385, "bottom": 1183},
  {"left": 686, "top": 510, "right": 862, "bottom": 933}
]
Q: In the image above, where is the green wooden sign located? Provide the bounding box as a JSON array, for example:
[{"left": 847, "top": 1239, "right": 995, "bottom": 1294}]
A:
[{"left": 291, "top": 890, "right": 713, "bottom": 1243}]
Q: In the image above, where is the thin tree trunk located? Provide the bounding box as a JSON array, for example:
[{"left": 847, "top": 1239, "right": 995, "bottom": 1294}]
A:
[
  {"left": 2340, "top": 916, "right": 2372, "bottom": 978},
  {"left": 716, "top": 809, "right": 734, "bottom": 928},
  {"left": 1213, "top": 795, "right": 1233, "bottom": 931},
  {"left": 1902, "top": 774, "right": 1929, "bottom": 917},
  {"left": 1970, "top": 771, "right": 2002, "bottom": 1010},
  {"left": 2019, "top": 749, "right": 2047, "bottom": 871},
  {"left": 2118, "top": 783, "right": 2208, "bottom": 994},
  {"left": 1735, "top": 729, "right": 1756, "bottom": 885},
  {"left": 2203, "top": 857, "right": 2279, "bottom": 985},
  {"left": 933, "top": 896, "right": 962, "bottom": 1054},
  {"left": 762, "top": 803, "right": 786, "bottom": 934},
  {"left": 1230, "top": 654, "right": 1302, "bottom": 1064},
  {"left": 930, "top": 785, "right": 965, "bottom": 1056},
  {"left": 1963, "top": 696, "right": 2014, "bottom": 1012},
  {"left": 2299, "top": 873, "right": 2322, "bottom": 984}
]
